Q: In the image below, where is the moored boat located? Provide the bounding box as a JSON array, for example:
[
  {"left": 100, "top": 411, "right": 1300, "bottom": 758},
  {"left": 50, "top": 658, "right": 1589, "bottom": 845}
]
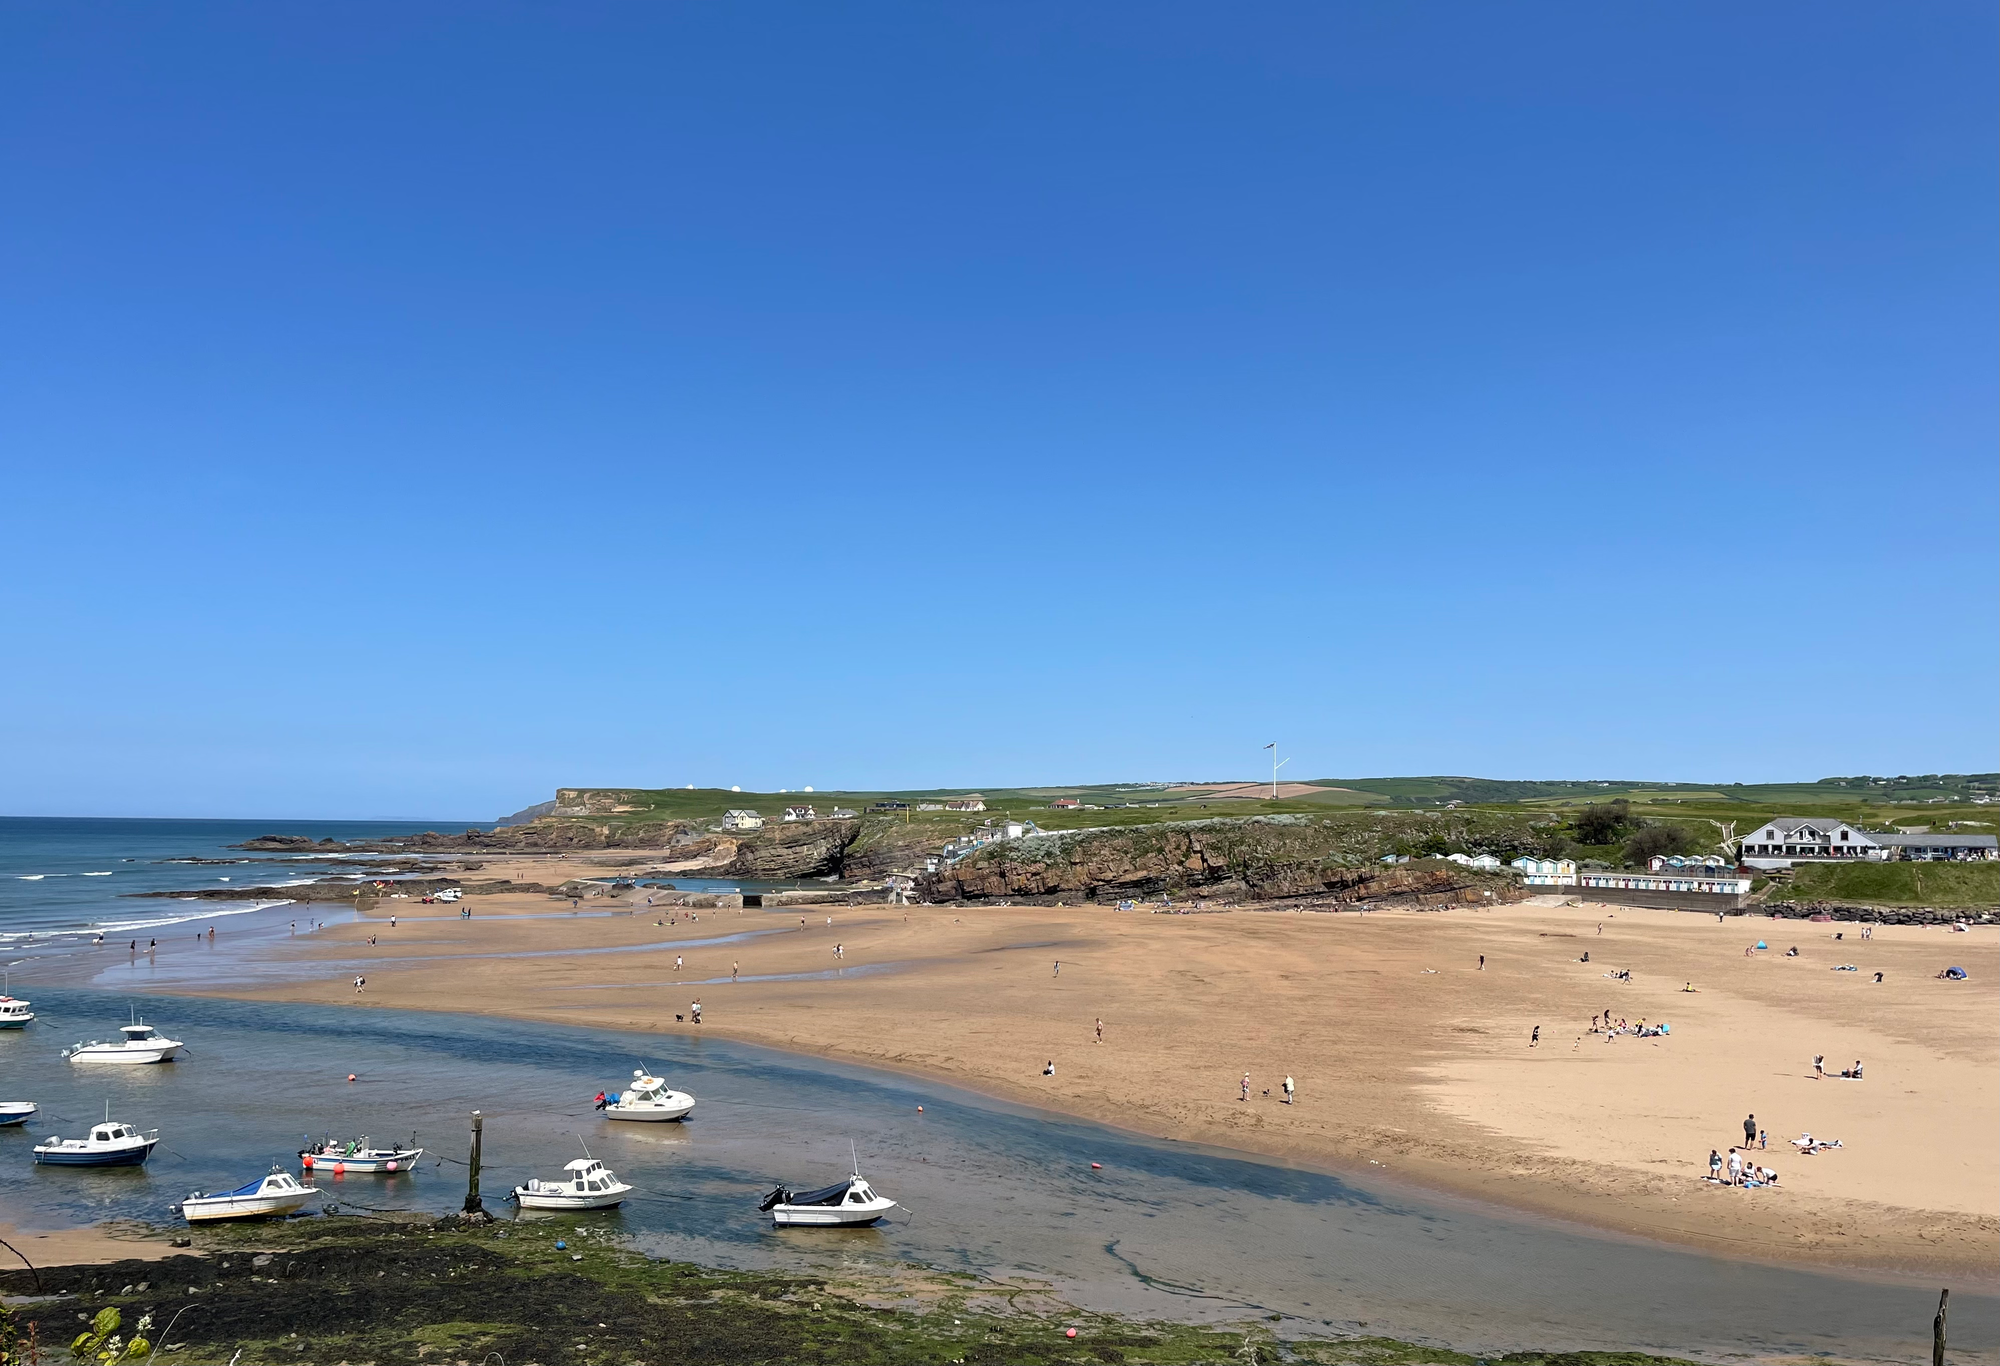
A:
[
  {"left": 759, "top": 1162, "right": 897, "bottom": 1227},
  {"left": 177, "top": 1170, "right": 320, "bottom": 1223},
  {"left": 0, "top": 1102, "right": 39, "bottom": 1126},
  {"left": 512, "top": 1157, "right": 633, "bottom": 1211},
  {"left": 601, "top": 1071, "right": 695, "bottom": 1123},
  {"left": 34, "top": 1119, "right": 158, "bottom": 1166},
  {"left": 63, "top": 1018, "right": 183, "bottom": 1065},
  {"left": 298, "top": 1137, "right": 424, "bottom": 1174},
  {"left": 0, "top": 995, "right": 32, "bottom": 1030}
]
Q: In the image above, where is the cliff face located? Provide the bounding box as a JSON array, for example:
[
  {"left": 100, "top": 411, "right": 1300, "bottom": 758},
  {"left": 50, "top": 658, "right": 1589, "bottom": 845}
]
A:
[{"left": 916, "top": 816, "right": 1514, "bottom": 904}]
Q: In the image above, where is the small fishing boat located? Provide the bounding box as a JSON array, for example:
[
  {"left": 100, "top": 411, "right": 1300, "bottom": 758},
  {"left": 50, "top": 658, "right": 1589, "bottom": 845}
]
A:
[
  {"left": 33, "top": 1117, "right": 158, "bottom": 1166},
  {"left": 0, "top": 982, "right": 32, "bottom": 1029},
  {"left": 601, "top": 1070, "right": 695, "bottom": 1123},
  {"left": 63, "top": 1016, "right": 183, "bottom": 1065},
  {"left": 177, "top": 1170, "right": 320, "bottom": 1223},
  {"left": 0, "top": 1102, "right": 39, "bottom": 1126},
  {"left": 759, "top": 1151, "right": 897, "bottom": 1227},
  {"left": 298, "top": 1137, "right": 424, "bottom": 1174},
  {"left": 512, "top": 1157, "right": 633, "bottom": 1211}
]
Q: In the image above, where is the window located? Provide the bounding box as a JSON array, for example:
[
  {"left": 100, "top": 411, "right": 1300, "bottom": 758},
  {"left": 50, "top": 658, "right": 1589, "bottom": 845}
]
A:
[{"left": 1840, "top": 830, "right": 1849, "bottom": 841}]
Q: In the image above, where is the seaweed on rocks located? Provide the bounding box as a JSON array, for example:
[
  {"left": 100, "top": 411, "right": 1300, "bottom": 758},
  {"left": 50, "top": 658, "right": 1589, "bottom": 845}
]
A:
[{"left": 0, "top": 1216, "right": 1703, "bottom": 1366}]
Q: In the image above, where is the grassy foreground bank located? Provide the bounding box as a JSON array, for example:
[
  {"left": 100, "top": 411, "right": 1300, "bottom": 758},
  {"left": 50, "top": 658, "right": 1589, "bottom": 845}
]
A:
[
  {"left": 1783, "top": 859, "right": 2000, "bottom": 907},
  {"left": 0, "top": 1214, "right": 1697, "bottom": 1366}
]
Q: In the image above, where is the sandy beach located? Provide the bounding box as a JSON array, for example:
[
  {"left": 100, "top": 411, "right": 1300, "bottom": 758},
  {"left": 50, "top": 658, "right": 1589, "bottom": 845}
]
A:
[{"left": 190, "top": 857, "right": 2000, "bottom": 1281}]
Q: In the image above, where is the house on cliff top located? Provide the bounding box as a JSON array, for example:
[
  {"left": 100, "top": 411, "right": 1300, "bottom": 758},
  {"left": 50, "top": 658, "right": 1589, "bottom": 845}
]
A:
[{"left": 722, "top": 809, "right": 764, "bottom": 831}]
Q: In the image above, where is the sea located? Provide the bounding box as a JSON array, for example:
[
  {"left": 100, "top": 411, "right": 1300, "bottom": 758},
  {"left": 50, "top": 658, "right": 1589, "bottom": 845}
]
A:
[{"left": 0, "top": 818, "right": 1993, "bottom": 1363}]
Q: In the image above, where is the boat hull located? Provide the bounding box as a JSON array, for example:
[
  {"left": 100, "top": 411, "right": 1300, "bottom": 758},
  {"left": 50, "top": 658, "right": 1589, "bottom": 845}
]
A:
[
  {"left": 67, "top": 1046, "right": 181, "bottom": 1065},
  {"left": 182, "top": 1191, "right": 319, "bottom": 1223},
  {"left": 603, "top": 1096, "right": 695, "bottom": 1123},
  {"left": 0, "top": 1104, "right": 37, "bottom": 1126},
  {"left": 300, "top": 1149, "right": 423, "bottom": 1174},
  {"left": 771, "top": 1199, "right": 896, "bottom": 1228},
  {"left": 0, "top": 1019, "right": 32, "bottom": 1030},
  {"left": 513, "top": 1188, "right": 631, "bottom": 1211},
  {"left": 34, "top": 1141, "right": 157, "bottom": 1166}
]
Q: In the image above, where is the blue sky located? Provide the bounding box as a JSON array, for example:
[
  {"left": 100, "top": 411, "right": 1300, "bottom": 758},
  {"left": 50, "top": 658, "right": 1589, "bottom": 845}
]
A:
[{"left": 3, "top": 4, "right": 1994, "bottom": 820}]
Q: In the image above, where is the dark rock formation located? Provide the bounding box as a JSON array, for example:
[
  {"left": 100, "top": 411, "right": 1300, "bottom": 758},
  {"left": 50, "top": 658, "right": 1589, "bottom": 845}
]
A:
[{"left": 917, "top": 816, "right": 1516, "bottom": 905}]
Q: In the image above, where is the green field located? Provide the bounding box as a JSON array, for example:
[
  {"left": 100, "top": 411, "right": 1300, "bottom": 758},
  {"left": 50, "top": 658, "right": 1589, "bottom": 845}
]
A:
[{"left": 1782, "top": 860, "right": 2000, "bottom": 908}]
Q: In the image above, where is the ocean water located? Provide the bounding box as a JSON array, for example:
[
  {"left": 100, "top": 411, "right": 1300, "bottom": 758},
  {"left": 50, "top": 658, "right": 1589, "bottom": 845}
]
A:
[
  {"left": 0, "top": 820, "right": 1993, "bottom": 1362},
  {"left": 0, "top": 817, "right": 476, "bottom": 950}
]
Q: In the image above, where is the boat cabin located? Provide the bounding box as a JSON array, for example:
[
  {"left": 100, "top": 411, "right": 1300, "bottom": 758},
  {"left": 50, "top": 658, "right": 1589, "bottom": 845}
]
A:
[
  {"left": 561, "top": 1159, "right": 619, "bottom": 1194},
  {"left": 90, "top": 1123, "right": 141, "bottom": 1144},
  {"left": 120, "top": 1023, "right": 161, "bottom": 1042}
]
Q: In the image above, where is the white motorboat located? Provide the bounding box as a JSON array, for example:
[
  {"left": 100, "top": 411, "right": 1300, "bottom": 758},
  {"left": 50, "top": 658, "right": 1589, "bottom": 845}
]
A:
[
  {"left": 759, "top": 1160, "right": 897, "bottom": 1227},
  {"left": 601, "top": 1070, "right": 695, "bottom": 1123},
  {"left": 298, "top": 1137, "right": 425, "bottom": 1174},
  {"left": 63, "top": 1018, "right": 183, "bottom": 1065},
  {"left": 0, "top": 1102, "right": 38, "bottom": 1126},
  {"left": 512, "top": 1157, "right": 633, "bottom": 1211},
  {"left": 34, "top": 1118, "right": 158, "bottom": 1167},
  {"left": 0, "top": 993, "right": 32, "bottom": 1030},
  {"left": 177, "top": 1170, "right": 320, "bottom": 1224}
]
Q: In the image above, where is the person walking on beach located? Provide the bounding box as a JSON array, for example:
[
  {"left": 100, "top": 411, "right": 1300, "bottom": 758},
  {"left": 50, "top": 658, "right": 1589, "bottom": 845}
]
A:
[
  {"left": 1709, "top": 1149, "right": 1723, "bottom": 1181},
  {"left": 690, "top": 1000, "right": 702, "bottom": 1024},
  {"left": 1813, "top": 1054, "right": 1824, "bottom": 1077},
  {"left": 1743, "top": 1113, "right": 1757, "bottom": 1147},
  {"left": 675, "top": 954, "right": 684, "bottom": 972},
  {"left": 1282, "top": 1075, "right": 1295, "bottom": 1104},
  {"left": 1095, "top": 1018, "right": 1103, "bottom": 1044},
  {"left": 732, "top": 961, "right": 739, "bottom": 983},
  {"left": 1240, "top": 1073, "right": 1250, "bottom": 1102},
  {"left": 1478, "top": 954, "right": 1485, "bottom": 970},
  {"left": 1530, "top": 1026, "right": 1540, "bottom": 1047},
  {"left": 1726, "top": 1148, "right": 1743, "bottom": 1185}
]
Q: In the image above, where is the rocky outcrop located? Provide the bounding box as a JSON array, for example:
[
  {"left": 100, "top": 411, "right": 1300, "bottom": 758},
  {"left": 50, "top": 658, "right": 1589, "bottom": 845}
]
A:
[
  {"left": 917, "top": 816, "right": 1517, "bottom": 905},
  {"left": 233, "top": 816, "right": 864, "bottom": 879}
]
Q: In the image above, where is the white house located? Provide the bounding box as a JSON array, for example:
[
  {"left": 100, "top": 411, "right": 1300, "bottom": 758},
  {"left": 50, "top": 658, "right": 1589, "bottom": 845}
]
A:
[
  {"left": 945, "top": 796, "right": 987, "bottom": 812},
  {"left": 1648, "top": 854, "right": 1732, "bottom": 872},
  {"left": 1740, "top": 817, "right": 1885, "bottom": 869},
  {"left": 1511, "top": 856, "right": 1578, "bottom": 886},
  {"left": 827, "top": 807, "right": 858, "bottom": 819},
  {"left": 721, "top": 809, "right": 765, "bottom": 832},
  {"left": 1445, "top": 853, "right": 1503, "bottom": 871},
  {"left": 782, "top": 805, "right": 817, "bottom": 822}
]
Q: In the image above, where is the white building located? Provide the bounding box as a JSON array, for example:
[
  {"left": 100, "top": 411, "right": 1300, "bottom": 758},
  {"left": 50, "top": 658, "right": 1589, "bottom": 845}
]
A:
[
  {"left": 782, "top": 805, "right": 817, "bottom": 822},
  {"left": 1445, "top": 853, "right": 1503, "bottom": 871},
  {"left": 1739, "top": 817, "right": 1882, "bottom": 868},
  {"left": 1510, "top": 856, "right": 1577, "bottom": 886},
  {"left": 721, "top": 809, "right": 765, "bottom": 832},
  {"left": 946, "top": 796, "right": 987, "bottom": 812},
  {"left": 1872, "top": 832, "right": 1998, "bottom": 862}
]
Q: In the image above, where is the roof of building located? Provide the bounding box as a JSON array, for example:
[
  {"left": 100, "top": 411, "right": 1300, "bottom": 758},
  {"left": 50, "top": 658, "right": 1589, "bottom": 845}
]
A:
[
  {"left": 1870, "top": 831, "right": 1997, "bottom": 848},
  {"left": 1758, "top": 816, "right": 1861, "bottom": 834}
]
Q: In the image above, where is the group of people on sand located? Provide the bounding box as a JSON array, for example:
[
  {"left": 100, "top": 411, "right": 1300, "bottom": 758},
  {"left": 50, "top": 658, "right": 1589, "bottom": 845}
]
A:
[
  {"left": 1708, "top": 1146, "right": 1780, "bottom": 1188},
  {"left": 1590, "top": 1014, "right": 1666, "bottom": 1038},
  {"left": 1812, "top": 1055, "right": 1864, "bottom": 1080}
]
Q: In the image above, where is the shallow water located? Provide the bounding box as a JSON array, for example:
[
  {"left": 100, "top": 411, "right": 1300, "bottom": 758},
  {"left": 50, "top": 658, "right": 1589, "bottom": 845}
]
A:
[{"left": 0, "top": 987, "right": 1990, "bottom": 1363}]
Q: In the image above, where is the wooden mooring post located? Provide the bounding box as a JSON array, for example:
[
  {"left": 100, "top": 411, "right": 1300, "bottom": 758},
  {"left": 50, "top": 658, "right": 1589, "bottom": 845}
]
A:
[
  {"left": 463, "top": 1110, "right": 484, "bottom": 1214},
  {"left": 1933, "top": 1288, "right": 1948, "bottom": 1366}
]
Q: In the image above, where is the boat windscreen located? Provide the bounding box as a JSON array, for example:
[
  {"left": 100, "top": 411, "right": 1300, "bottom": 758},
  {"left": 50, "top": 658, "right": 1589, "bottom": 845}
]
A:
[
  {"left": 788, "top": 1179, "right": 853, "bottom": 1207},
  {"left": 225, "top": 1177, "right": 266, "bottom": 1197}
]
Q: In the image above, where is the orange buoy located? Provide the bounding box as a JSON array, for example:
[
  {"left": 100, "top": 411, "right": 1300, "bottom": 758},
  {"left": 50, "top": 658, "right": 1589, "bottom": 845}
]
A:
[
  {"left": 915, "top": 1106, "right": 923, "bottom": 1113},
  {"left": 302, "top": 1155, "right": 314, "bottom": 1169},
  {"left": 386, "top": 1160, "right": 398, "bottom": 1172},
  {"left": 1090, "top": 1162, "right": 1102, "bottom": 1169},
  {"left": 347, "top": 1073, "right": 357, "bottom": 1082},
  {"left": 1066, "top": 1329, "right": 1078, "bottom": 1338},
  {"left": 334, "top": 1162, "right": 346, "bottom": 1176}
]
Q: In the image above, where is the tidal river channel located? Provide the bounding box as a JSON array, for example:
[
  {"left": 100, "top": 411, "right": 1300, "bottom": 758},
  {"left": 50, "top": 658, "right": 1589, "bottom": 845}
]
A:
[{"left": 0, "top": 987, "right": 1991, "bottom": 1364}]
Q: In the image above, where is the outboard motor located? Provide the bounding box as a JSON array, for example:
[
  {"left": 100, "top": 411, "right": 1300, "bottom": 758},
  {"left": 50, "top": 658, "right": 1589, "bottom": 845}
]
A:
[{"left": 758, "top": 1187, "right": 791, "bottom": 1213}]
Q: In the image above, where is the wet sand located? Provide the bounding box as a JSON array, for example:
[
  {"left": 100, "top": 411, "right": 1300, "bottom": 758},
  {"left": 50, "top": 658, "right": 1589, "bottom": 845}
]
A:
[{"left": 175, "top": 864, "right": 2000, "bottom": 1282}]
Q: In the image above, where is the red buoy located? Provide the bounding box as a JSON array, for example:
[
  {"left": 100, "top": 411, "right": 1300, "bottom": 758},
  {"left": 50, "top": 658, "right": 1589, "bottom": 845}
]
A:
[
  {"left": 386, "top": 1160, "right": 398, "bottom": 1172},
  {"left": 347, "top": 1073, "right": 357, "bottom": 1082},
  {"left": 334, "top": 1162, "right": 346, "bottom": 1176},
  {"left": 1090, "top": 1162, "right": 1102, "bottom": 1169}
]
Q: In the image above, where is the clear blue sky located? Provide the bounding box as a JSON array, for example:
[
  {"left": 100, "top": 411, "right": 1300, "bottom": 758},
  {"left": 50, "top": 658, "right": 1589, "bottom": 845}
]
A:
[{"left": 3, "top": 4, "right": 1994, "bottom": 820}]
